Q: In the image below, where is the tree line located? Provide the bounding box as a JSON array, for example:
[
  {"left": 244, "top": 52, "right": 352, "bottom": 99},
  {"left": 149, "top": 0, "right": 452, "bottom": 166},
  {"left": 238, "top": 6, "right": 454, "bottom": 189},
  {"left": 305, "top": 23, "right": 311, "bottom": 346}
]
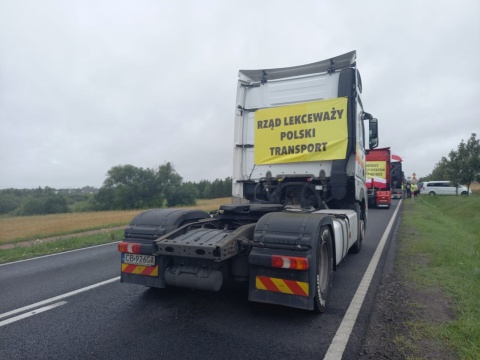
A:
[
  {"left": 419, "top": 133, "right": 480, "bottom": 191},
  {"left": 3, "top": 133, "right": 477, "bottom": 216},
  {"left": 0, "top": 162, "right": 232, "bottom": 216}
]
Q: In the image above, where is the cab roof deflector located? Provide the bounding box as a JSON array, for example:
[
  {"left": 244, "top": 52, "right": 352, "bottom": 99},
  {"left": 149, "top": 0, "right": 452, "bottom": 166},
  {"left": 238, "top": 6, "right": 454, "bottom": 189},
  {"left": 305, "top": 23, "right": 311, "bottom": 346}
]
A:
[{"left": 239, "top": 50, "right": 356, "bottom": 82}]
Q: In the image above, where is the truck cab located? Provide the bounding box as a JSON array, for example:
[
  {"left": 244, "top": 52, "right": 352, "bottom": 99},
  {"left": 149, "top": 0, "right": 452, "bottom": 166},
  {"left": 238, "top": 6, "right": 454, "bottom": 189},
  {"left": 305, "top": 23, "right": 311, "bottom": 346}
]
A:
[
  {"left": 118, "top": 51, "right": 380, "bottom": 312},
  {"left": 232, "top": 50, "right": 378, "bottom": 220}
]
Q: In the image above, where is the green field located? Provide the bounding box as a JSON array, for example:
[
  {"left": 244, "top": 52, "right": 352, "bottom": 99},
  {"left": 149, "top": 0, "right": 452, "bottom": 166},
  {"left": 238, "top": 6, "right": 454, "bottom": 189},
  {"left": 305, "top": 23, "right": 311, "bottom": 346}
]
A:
[{"left": 398, "top": 194, "right": 480, "bottom": 359}]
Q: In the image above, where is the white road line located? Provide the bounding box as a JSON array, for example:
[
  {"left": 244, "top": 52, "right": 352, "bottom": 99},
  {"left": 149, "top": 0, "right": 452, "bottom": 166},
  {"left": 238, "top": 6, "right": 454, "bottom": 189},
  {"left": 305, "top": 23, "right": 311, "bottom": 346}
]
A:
[
  {"left": 323, "top": 200, "right": 402, "bottom": 360},
  {"left": 0, "top": 301, "right": 68, "bottom": 327},
  {"left": 0, "top": 277, "right": 120, "bottom": 320}
]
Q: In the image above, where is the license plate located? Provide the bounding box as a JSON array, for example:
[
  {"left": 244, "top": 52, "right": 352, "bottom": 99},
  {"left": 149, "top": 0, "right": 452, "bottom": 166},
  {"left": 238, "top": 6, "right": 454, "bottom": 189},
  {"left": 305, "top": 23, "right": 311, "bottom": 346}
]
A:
[{"left": 122, "top": 253, "right": 155, "bottom": 266}]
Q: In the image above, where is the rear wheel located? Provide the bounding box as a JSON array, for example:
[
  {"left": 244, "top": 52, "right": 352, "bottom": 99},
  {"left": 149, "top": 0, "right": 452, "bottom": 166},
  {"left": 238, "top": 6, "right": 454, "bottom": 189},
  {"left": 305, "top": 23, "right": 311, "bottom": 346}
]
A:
[{"left": 313, "top": 226, "right": 333, "bottom": 313}]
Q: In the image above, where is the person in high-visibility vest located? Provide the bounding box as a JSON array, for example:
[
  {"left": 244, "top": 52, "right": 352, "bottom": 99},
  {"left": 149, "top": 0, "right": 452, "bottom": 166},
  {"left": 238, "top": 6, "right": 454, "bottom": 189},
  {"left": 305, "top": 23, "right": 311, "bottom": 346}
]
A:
[
  {"left": 401, "top": 182, "right": 405, "bottom": 197},
  {"left": 411, "top": 183, "right": 417, "bottom": 196}
]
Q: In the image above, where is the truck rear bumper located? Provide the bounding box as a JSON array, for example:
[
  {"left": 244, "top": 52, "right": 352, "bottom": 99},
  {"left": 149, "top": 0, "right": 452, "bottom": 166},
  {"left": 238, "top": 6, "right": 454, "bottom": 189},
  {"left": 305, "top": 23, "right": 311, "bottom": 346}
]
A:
[
  {"left": 376, "top": 191, "right": 391, "bottom": 207},
  {"left": 391, "top": 189, "right": 403, "bottom": 199},
  {"left": 120, "top": 271, "right": 166, "bottom": 288},
  {"left": 120, "top": 253, "right": 166, "bottom": 288}
]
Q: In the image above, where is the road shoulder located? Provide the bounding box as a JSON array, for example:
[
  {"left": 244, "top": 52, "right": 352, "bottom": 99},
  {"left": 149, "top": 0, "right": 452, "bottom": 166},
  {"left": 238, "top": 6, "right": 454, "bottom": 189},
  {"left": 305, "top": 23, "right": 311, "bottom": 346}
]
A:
[{"left": 360, "top": 223, "right": 457, "bottom": 359}]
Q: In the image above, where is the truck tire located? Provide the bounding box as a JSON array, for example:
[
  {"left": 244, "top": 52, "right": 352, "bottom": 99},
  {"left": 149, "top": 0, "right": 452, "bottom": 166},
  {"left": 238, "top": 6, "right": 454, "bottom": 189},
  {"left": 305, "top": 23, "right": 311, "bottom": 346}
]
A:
[
  {"left": 350, "top": 203, "right": 364, "bottom": 254},
  {"left": 314, "top": 226, "right": 333, "bottom": 313}
]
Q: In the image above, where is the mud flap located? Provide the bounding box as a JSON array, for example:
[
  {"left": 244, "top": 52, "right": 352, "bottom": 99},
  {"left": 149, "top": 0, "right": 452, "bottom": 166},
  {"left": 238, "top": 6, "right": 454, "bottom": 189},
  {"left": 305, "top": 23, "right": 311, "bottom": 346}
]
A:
[{"left": 248, "top": 211, "right": 332, "bottom": 311}]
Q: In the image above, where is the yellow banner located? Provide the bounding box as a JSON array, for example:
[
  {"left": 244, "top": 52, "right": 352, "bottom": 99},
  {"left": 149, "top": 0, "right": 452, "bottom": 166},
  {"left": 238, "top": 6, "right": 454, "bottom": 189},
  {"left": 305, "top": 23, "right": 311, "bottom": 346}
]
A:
[
  {"left": 254, "top": 98, "right": 348, "bottom": 165},
  {"left": 366, "top": 161, "right": 387, "bottom": 179}
]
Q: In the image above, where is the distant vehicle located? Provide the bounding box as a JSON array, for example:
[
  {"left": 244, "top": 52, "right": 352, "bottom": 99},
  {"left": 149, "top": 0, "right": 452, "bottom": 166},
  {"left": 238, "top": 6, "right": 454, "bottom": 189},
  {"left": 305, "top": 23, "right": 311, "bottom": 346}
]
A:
[
  {"left": 419, "top": 181, "right": 471, "bottom": 196},
  {"left": 366, "top": 147, "right": 392, "bottom": 208},
  {"left": 390, "top": 161, "right": 404, "bottom": 199}
]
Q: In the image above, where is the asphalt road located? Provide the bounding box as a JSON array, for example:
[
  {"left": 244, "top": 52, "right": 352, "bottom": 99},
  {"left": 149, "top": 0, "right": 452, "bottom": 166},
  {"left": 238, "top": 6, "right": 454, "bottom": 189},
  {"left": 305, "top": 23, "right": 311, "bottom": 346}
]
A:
[{"left": 0, "top": 202, "right": 401, "bottom": 360}]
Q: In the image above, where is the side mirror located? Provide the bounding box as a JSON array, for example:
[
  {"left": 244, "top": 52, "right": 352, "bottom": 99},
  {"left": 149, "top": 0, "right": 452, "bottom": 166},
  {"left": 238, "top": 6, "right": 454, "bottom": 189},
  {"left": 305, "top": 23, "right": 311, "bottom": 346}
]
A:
[{"left": 369, "top": 118, "right": 379, "bottom": 149}]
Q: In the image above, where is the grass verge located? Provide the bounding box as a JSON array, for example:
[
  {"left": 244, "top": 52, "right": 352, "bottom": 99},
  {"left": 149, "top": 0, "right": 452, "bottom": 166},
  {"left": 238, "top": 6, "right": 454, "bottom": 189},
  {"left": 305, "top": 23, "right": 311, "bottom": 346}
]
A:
[
  {"left": 398, "top": 194, "right": 480, "bottom": 359},
  {"left": 0, "top": 229, "right": 125, "bottom": 264}
]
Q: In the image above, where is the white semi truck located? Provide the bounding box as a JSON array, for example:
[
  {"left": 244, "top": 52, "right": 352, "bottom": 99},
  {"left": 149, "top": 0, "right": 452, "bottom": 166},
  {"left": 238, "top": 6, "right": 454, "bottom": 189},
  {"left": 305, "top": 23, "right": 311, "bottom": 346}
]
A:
[{"left": 118, "top": 50, "right": 379, "bottom": 312}]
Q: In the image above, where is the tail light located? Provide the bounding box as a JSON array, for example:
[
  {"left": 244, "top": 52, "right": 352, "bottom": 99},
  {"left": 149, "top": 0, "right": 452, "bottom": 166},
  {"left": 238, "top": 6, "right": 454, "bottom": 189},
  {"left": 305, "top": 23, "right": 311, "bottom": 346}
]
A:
[
  {"left": 118, "top": 242, "right": 142, "bottom": 254},
  {"left": 271, "top": 255, "right": 309, "bottom": 270}
]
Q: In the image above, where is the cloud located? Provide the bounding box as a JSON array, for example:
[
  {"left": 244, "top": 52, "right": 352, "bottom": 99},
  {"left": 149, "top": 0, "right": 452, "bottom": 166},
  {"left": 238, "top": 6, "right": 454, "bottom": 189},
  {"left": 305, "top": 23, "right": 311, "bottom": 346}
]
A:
[{"left": 0, "top": 0, "right": 479, "bottom": 189}]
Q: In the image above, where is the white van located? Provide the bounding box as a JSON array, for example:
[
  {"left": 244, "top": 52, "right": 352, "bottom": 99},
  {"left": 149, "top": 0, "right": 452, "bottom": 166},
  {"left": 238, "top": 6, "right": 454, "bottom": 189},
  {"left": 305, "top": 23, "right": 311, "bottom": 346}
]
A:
[{"left": 419, "top": 181, "right": 471, "bottom": 196}]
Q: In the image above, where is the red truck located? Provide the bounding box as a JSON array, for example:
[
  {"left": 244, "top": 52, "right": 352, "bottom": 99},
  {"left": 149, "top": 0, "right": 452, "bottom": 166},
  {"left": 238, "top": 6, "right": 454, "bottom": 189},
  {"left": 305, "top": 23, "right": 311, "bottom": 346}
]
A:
[{"left": 366, "top": 147, "right": 392, "bottom": 208}]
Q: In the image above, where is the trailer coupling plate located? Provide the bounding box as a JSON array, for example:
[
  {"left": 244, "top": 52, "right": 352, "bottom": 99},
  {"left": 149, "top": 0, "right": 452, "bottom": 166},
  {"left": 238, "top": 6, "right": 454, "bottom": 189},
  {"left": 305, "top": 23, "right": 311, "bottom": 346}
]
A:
[{"left": 155, "top": 228, "right": 238, "bottom": 260}]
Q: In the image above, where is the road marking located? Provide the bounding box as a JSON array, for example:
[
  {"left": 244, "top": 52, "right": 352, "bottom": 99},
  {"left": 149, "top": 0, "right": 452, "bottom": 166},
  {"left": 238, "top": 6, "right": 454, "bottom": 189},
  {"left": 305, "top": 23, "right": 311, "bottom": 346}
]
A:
[
  {"left": 323, "top": 200, "right": 402, "bottom": 360},
  {"left": 0, "top": 301, "right": 67, "bottom": 327},
  {"left": 0, "top": 242, "right": 119, "bottom": 267},
  {"left": 0, "top": 277, "right": 120, "bottom": 320}
]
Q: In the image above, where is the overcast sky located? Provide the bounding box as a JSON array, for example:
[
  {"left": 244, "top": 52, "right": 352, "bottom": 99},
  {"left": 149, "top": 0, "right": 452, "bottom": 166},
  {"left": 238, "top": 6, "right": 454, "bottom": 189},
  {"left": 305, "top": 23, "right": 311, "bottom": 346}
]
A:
[{"left": 1, "top": 0, "right": 479, "bottom": 189}]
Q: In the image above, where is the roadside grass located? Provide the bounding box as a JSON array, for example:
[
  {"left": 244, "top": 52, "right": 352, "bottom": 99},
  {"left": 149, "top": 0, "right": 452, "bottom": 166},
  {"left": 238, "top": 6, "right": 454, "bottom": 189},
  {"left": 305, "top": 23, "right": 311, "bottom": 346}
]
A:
[
  {"left": 0, "top": 197, "right": 231, "bottom": 264},
  {"left": 398, "top": 194, "right": 480, "bottom": 359},
  {"left": 0, "top": 229, "right": 125, "bottom": 264},
  {"left": 0, "top": 198, "right": 231, "bottom": 244}
]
